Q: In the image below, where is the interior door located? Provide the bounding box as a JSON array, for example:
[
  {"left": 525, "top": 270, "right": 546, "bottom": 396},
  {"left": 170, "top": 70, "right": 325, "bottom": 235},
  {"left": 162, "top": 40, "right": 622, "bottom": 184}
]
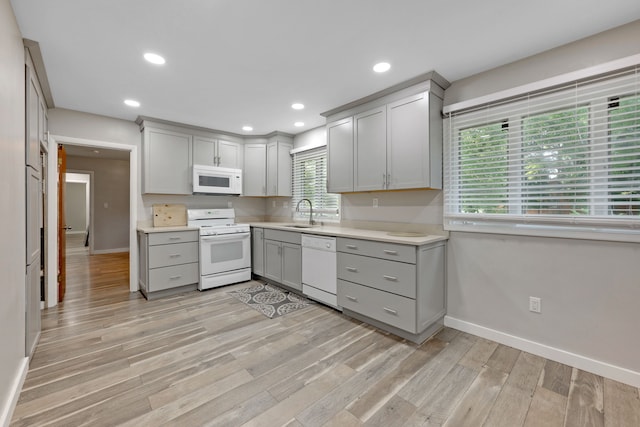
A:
[{"left": 57, "top": 144, "right": 66, "bottom": 302}]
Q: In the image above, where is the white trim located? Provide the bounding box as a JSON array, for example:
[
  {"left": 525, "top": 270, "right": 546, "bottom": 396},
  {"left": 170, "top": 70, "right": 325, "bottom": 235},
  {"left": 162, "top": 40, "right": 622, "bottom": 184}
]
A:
[
  {"left": 444, "top": 315, "right": 640, "bottom": 388},
  {"left": 290, "top": 141, "right": 326, "bottom": 155},
  {"left": 47, "top": 135, "right": 139, "bottom": 307},
  {"left": 92, "top": 247, "right": 129, "bottom": 255},
  {"left": 443, "top": 53, "right": 640, "bottom": 114},
  {"left": 0, "top": 357, "right": 28, "bottom": 427},
  {"left": 65, "top": 170, "right": 93, "bottom": 253}
]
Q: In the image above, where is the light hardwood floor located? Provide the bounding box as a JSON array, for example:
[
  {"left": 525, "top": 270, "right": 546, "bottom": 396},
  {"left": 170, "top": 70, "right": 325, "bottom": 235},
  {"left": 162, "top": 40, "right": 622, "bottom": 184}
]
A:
[{"left": 11, "top": 251, "right": 640, "bottom": 426}]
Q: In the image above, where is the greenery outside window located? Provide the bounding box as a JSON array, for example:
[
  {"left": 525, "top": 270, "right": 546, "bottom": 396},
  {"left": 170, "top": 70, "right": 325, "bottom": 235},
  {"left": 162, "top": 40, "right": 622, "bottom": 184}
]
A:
[
  {"left": 445, "top": 66, "right": 640, "bottom": 241},
  {"left": 291, "top": 146, "right": 340, "bottom": 222}
]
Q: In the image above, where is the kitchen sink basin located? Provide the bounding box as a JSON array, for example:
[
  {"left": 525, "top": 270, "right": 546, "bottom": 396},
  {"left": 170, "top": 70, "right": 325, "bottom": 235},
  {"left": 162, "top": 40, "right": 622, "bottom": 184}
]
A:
[{"left": 283, "top": 224, "right": 314, "bottom": 229}]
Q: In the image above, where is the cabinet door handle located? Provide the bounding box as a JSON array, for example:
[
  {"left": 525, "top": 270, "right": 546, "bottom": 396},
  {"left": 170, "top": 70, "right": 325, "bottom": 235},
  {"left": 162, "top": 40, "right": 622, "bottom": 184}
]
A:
[
  {"left": 383, "top": 249, "right": 398, "bottom": 255},
  {"left": 346, "top": 267, "right": 358, "bottom": 272},
  {"left": 382, "top": 173, "right": 386, "bottom": 189},
  {"left": 383, "top": 307, "right": 398, "bottom": 315},
  {"left": 346, "top": 295, "right": 358, "bottom": 302},
  {"left": 169, "top": 237, "right": 181, "bottom": 241},
  {"left": 386, "top": 173, "right": 390, "bottom": 188},
  {"left": 169, "top": 254, "right": 181, "bottom": 258},
  {"left": 169, "top": 275, "right": 182, "bottom": 280},
  {"left": 346, "top": 244, "right": 358, "bottom": 250},
  {"left": 383, "top": 275, "right": 398, "bottom": 281}
]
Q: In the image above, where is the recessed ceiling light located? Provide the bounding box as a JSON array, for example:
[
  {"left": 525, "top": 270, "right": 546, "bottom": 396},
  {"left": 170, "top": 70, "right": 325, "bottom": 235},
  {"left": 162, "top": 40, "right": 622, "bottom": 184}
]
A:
[
  {"left": 242, "top": 125, "right": 253, "bottom": 131},
  {"left": 291, "top": 103, "right": 304, "bottom": 110},
  {"left": 143, "top": 52, "right": 166, "bottom": 65},
  {"left": 294, "top": 122, "right": 305, "bottom": 127},
  {"left": 373, "top": 62, "right": 391, "bottom": 73},
  {"left": 124, "top": 99, "right": 140, "bottom": 107}
]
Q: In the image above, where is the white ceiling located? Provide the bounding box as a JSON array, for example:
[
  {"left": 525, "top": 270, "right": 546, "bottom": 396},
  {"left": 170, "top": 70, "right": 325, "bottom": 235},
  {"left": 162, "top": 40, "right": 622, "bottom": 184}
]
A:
[{"left": 10, "top": 0, "right": 640, "bottom": 136}]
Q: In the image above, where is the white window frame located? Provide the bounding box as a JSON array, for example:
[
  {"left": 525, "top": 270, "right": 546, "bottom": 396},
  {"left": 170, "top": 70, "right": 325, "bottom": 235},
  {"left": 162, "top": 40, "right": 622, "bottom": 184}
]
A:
[
  {"left": 444, "top": 66, "right": 640, "bottom": 242},
  {"left": 291, "top": 145, "right": 341, "bottom": 223}
]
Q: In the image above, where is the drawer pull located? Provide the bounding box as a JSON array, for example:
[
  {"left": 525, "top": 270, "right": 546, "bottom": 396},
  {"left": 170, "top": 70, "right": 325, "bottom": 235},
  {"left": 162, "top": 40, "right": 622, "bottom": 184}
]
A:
[
  {"left": 169, "top": 254, "right": 181, "bottom": 258},
  {"left": 169, "top": 275, "right": 182, "bottom": 280},
  {"left": 383, "top": 275, "right": 398, "bottom": 281},
  {"left": 168, "top": 237, "right": 181, "bottom": 241},
  {"left": 346, "top": 295, "right": 358, "bottom": 302},
  {"left": 383, "top": 307, "right": 398, "bottom": 315},
  {"left": 346, "top": 267, "right": 358, "bottom": 272},
  {"left": 346, "top": 244, "right": 358, "bottom": 249},
  {"left": 383, "top": 249, "right": 398, "bottom": 255}
]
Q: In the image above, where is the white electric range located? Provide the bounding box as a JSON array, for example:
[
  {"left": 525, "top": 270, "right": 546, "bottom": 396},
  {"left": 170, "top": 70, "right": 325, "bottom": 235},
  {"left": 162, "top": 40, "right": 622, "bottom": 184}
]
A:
[{"left": 187, "top": 208, "right": 251, "bottom": 290}]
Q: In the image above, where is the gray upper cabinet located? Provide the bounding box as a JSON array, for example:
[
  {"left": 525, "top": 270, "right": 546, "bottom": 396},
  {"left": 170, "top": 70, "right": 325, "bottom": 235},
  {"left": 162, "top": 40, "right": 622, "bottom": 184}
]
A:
[
  {"left": 266, "top": 140, "right": 292, "bottom": 197},
  {"left": 323, "top": 74, "right": 448, "bottom": 193},
  {"left": 26, "top": 63, "right": 41, "bottom": 171},
  {"left": 326, "top": 117, "right": 354, "bottom": 193},
  {"left": 244, "top": 137, "right": 292, "bottom": 197},
  {"left": 142, "top": 127, "right": 193, "bottom": 195},
  {"left": 354, "top": 106, "right": 387, "bottom": 192},
  {"left": 193, "top": 136, "right": 242, "bottom": 169},
  {"left": 243, "top": 143, "right": 267, "bottom": 196},
  {"left": 387, "top": 92, "right": 442, "bottom": 190}
]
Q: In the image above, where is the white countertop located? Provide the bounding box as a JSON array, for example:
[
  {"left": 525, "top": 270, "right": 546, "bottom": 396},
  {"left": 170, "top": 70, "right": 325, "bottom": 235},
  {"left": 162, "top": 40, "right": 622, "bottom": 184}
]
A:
[
  {"left": 250, "top": 222, "right": 448, "bottom": 246},
  {"left": 137, "top": 225, "right": 198, "bottom": 233}
]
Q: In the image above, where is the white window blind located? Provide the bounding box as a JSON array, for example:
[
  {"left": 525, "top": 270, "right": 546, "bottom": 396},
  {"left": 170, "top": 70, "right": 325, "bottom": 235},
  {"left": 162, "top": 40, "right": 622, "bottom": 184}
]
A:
[
  {"left": 292, "top": 146, "right": 340, "bottom": 222},
  {"left": 444, "top": 66, "right": 640, "bottom": 241}
]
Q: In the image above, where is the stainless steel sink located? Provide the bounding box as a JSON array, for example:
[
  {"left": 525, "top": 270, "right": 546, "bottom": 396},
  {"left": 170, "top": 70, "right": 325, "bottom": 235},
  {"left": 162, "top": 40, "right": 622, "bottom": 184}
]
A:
[{"left": 283, "top": 224, "right": 313, "bottom": 229}]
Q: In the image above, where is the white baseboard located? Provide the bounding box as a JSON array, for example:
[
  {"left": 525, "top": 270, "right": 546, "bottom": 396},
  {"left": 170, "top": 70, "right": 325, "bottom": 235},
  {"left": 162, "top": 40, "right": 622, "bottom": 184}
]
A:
[
  {"left": 0, "top": 357, "right": 28, "bottom": 427},
  {"left": 444, "top": 315, "right": 640, "bottom": 388},
  {"left": 92, "top": 247, "right": 129, "bottom": 255}
]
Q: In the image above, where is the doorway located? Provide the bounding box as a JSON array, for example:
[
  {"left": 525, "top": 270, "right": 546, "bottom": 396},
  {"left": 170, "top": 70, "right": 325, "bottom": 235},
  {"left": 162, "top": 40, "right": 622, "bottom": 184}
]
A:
[
  {"left": 46, "top": 136, "right": 138, "bottom": 307},
  {"left": 65, "top": 172, "right": 92, "bottom": 256}
]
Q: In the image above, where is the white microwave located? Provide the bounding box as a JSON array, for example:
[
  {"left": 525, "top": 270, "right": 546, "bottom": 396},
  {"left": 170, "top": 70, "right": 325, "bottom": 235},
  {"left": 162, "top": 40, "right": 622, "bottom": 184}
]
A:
[{"left": 193, "top": 165, "right": 243, "bottom": 195}]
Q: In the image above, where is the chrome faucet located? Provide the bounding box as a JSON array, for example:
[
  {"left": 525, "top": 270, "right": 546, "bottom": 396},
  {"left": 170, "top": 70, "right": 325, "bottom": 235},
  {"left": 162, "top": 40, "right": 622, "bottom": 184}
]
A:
[{"left": 296, "top": 198, "right": 314, "bottom": 225}]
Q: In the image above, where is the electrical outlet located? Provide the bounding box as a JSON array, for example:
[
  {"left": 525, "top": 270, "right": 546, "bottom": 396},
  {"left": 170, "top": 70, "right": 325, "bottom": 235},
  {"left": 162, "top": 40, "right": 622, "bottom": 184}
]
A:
[
  {"left": 373, "top": 198, "right": 378, "bottom": 208},
  {"left": 529, "top": 296, "right": 541, "bottom": 313},
  {"left": 283, "top": 202, "right": 288, "bottom": 208},
  {"left": 227, "top": 201, "right": 232, "bottom": 208},
  {"left": 272, "top": 200, "right": 276, "bottom": 208}
]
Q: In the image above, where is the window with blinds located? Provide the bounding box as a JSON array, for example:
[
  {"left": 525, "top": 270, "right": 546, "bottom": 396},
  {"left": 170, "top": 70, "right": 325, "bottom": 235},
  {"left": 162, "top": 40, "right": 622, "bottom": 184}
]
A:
[
  {"left": 444, "top": 66, "right": 640, "bottom": 241},
  {"left": 291, "top": 146, "right": 340, "bottom": 222}
]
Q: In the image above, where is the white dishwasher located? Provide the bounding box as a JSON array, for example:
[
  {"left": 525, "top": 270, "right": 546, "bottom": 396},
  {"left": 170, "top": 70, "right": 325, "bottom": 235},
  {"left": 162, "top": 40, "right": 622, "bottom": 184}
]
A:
[{"left": 301, "top": 234, "right": 338, "bottom": 308}]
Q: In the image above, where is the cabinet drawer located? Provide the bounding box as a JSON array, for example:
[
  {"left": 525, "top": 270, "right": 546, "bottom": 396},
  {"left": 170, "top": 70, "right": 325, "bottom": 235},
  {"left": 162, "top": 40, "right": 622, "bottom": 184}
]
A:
[
  {"left": 149, "top": 242, "right": 198, "bottom": 268},
  {"left": 337, "top": 238, "right": 415, "bottom": 263},
  {"left": 148, "top": 263, "right": 199, "bottom": 292},
  {"left": 264, "top": 229, "right": 301, "bottom": 244},
  {"left": 148, "top": 230, "right": 199, "bottom": 246},
  {"left": 338, "top": 280, "right": 416, "bottom": 333},
  {"left": 337, "top": 253, "right": 415, "bottom": 298}
]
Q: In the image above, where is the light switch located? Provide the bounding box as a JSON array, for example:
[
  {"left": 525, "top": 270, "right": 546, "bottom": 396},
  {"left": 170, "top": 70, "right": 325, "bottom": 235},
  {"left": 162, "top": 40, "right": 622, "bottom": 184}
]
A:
[{"left": 103, "top": 202, "right": 109, "bottom": 209}]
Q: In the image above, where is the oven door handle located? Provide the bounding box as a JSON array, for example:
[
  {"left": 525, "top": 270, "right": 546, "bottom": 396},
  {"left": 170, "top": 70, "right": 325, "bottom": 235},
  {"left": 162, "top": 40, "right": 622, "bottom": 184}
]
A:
[{"left": 200, "top": 233, "right": 250, "bottom": 242}]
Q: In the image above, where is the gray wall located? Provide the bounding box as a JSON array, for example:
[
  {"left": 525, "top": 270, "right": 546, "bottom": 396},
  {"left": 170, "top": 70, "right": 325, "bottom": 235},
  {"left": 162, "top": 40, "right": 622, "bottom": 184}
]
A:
[
  {"left": 444, "top": 20, "right": 640, "bottom": 377},
  {"left": 64, "top": 182, "right": 87, "bottom": 234},
  {"left": 66, "top": 156, "right": 130, "bottom": 252},
  {"left": 0, "top": 0, "right": 27, "bottom": 421}
]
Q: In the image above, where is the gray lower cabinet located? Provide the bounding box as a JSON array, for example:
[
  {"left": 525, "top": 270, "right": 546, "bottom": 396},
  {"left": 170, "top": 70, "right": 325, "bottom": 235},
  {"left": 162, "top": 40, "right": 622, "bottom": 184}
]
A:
[
  {"left": 262, "top": 229, "right": 301, "bottom": 291},
  {"left": 138, "top": 230, "right": 199, "bottom": 299},
  {"left": 251, "top": 227, "right": 264, "bottom": 276},
  {"left": 337, "top": 237, "right": 446, "bottom": 343}
]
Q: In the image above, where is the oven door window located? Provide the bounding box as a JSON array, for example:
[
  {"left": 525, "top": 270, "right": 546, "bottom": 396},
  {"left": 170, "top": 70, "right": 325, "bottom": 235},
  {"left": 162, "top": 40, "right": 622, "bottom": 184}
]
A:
[{"left": 200, "top": 234, "right": 250, "bottom": 276}]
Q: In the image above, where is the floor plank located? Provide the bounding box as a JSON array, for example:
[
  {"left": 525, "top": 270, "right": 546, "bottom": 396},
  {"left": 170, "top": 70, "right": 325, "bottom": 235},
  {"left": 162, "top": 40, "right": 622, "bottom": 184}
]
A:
[{"left": 10, "top": 251, "right": 640, "bottom": 427}]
